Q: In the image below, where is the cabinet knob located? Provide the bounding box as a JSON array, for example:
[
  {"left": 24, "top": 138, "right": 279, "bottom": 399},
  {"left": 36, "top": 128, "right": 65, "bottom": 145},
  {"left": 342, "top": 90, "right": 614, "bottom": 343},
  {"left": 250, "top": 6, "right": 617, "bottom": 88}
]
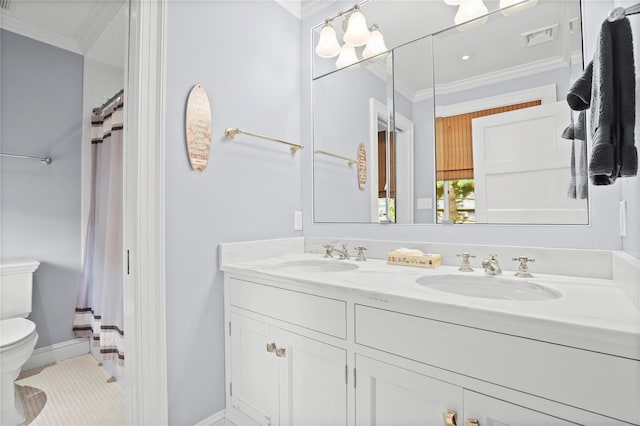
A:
[
  {"left": 465, "top": 419, "right": 479, "bottom": 426},
  {"left": 276, "top": 347, "right": 287, "bottom": 358},
  {"left": 442, "top": 409, "right": 457, "bottom": 426},
  {"left": 266, "top": 342, "right": 276, "bottom": 353}
]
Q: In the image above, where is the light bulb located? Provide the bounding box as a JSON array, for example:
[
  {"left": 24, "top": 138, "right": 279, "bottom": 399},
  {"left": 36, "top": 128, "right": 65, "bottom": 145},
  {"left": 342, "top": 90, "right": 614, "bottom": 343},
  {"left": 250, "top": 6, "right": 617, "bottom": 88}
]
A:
[
  {"left": 336, "top": 44, "right": 359, "bottom": 69},
  {"left": 343, "top": 10, "right": 370, "bottom": 47},
  {"left": 362, "top": 29, "right": 388, "bottom": 59},
  {"left": 454, "top": 0, "right": 488, "bottom": 28},
  {"left": 499, "top": 0, "right": 537, "bottom": 15},
  {"left": 315, "top": 23, "right": 341, "bottom": 58}
]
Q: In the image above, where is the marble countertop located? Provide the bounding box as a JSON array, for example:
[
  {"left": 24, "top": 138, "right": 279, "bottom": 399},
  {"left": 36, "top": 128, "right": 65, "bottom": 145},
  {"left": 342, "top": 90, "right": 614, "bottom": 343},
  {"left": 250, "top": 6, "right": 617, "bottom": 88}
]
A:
[{"left": 221, "top": 252, "right": 640, "bottom": 360}]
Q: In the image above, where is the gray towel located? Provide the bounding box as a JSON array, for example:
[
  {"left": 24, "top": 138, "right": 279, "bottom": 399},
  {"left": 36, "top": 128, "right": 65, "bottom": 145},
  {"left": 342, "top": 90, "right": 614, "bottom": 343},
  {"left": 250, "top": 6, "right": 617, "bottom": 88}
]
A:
[
  {"left": 566, "top": 17, "right": 637, "bottom": 185},
  {"left": 578, "top": 138, "right": 588, "bottom": 199},
  {"left": 561, "top": 111, "right": 588, "bottom": 199}
]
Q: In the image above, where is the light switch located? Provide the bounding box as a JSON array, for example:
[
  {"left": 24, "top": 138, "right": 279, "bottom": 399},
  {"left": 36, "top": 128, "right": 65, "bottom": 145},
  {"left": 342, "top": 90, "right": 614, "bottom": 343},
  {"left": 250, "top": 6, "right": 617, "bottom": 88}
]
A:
[{"left": 294, "top": 210, "right": 303, "bottom": 231}]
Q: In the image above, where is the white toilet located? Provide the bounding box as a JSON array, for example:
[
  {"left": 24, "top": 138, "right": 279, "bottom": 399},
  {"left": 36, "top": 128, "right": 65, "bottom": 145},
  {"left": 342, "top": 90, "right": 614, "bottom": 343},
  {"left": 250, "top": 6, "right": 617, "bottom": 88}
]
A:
[{"left": 0, "top": 259, "right": 40, "bottom": 426}]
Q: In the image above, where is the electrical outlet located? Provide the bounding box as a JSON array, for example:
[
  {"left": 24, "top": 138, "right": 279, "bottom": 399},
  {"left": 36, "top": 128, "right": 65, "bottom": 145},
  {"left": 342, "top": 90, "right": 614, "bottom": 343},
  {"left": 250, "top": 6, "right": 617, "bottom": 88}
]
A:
[
  {"left": 619, "top": 200, "right": 627, "bottom": 237},
  {"left": 294, "top": 210, "right": 303, "bottom": 231}
]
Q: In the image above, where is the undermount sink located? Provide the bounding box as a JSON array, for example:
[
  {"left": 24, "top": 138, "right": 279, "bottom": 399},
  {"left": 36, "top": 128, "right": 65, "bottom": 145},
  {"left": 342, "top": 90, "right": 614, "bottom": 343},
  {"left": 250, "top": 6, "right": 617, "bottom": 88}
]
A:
[
  {"left": 415, "top": 274, "right": 561, "bottom": 301},
  {"left": 272, "top": 259, "right": 358, "bottom": 272}
]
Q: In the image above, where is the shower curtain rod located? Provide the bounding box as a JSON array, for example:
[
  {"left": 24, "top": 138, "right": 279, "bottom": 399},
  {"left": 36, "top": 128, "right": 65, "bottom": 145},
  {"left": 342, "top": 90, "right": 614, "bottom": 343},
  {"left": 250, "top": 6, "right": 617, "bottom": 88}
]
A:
[
  {"left": 93, "top": 89, "right": 124, "bottom": 115},
  {"left": 0, "top": 152, "right": 52, "bottom": 165}
]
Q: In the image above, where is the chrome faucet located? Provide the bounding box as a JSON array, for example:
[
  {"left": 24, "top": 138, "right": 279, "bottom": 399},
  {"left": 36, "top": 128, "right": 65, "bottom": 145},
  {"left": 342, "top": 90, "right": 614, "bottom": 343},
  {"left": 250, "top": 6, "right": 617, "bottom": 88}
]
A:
[
  {"left": 322, "top": 244, "right": 350, "bottom": 260},
  {"left": 481, "top": 253, "right": 502, "bottom": 275}
]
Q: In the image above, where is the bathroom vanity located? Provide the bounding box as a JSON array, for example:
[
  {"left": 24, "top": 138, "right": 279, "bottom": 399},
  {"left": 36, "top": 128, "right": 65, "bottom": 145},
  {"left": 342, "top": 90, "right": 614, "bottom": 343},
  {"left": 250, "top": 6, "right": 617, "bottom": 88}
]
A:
[{"left": 220, "top": 238, "right": 640, "bottom": 426}]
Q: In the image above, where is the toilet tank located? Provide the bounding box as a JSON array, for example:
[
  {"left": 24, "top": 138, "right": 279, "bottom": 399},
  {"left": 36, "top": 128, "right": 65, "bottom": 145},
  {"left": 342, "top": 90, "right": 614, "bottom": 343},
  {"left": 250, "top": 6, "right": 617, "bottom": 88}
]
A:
[{"left": 0, "top": 259, "right": 40, "bottom": 320}]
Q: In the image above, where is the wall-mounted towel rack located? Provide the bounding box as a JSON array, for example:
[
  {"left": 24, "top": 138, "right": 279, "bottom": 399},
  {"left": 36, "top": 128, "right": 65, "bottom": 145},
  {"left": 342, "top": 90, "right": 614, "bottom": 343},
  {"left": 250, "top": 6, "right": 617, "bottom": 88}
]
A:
[
  {"left": 225, "top": 128, "right": 303, "bottom": 154},
  {"left": 0, "top": 152, "right": 52, "bottom": 165},
  {"left": 607, "top": 2, "right": 639, "bottom": 21},
  {"left": 314, "top": 150, "right": 357, "bottom": 166}
]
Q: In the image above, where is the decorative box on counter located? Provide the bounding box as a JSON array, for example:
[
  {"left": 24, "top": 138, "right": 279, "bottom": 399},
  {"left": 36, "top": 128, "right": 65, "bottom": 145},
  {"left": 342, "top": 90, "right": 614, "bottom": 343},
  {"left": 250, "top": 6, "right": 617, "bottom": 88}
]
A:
[{"left": 387, "top": 248, "right": 442, "bottom": 268}]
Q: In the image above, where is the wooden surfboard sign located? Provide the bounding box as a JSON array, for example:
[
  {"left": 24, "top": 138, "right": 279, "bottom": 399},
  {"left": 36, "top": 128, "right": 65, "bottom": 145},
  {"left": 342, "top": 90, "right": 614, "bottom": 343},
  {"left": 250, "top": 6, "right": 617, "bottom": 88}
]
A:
[
  {"left": 185, "top": 84, "right": 212, "bottom": 171},
  {"left": 357, "top": 143, "right": 367, "bottom": 190}
]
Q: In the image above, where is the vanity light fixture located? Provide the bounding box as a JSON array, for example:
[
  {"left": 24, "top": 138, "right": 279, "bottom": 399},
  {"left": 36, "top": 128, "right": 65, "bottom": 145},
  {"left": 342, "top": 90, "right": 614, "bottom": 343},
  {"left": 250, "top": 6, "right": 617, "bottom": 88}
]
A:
[
  {"left": 362, "top": 24, "right": 388, "bottom": 59},
  {"left": 315, "top": 21, "right": 341, "bottom": 58},
  {"left": 343, "top": 5, "right": 370, "bottom": 47},
  {"left": 315, "top": 3, "right": 387, "bottom": 69},
  {"left": 336, "top": 43, "right": 359, "bottom": 69}
]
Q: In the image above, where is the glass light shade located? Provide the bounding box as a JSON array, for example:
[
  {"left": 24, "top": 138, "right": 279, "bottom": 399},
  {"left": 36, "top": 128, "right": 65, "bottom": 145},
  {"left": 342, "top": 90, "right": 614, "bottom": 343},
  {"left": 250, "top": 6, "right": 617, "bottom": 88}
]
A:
[
  {"left": 336, "top": 44, "right": 359, "bottom": 69},
  {"left": 343, "top": 11, "right": 370, "bottom": 47},
  {"left": 499, "top": 0, "right": 538, "bottom": 15},
  {"left": 315, "top": 24, "right": 341, "bottom": 58},
  {"left": 454, "top": 0, "right": 489, "bottom": 26},
  {"left": 362, "top": 30, "right": 388, "bottom": 59}
]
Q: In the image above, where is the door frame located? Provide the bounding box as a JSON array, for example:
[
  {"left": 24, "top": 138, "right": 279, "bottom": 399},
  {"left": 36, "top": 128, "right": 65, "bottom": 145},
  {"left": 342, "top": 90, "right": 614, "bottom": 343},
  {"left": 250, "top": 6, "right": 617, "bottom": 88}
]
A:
[
  {"left": 124, "top": 1, "right": 168, "bottom": 424},
  {"left": 369, "top": 98, "right": 414, "bottom": 223}
]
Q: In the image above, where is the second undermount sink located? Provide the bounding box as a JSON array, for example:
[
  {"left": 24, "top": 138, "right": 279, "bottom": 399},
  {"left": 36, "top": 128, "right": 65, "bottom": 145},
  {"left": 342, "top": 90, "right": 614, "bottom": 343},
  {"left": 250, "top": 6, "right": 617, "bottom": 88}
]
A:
[
  {"left": 415, "top": 274, "right": 561, "bottom": 301},
  {"left": 272, "top": 259, "right": 358, "bottom": 272}
]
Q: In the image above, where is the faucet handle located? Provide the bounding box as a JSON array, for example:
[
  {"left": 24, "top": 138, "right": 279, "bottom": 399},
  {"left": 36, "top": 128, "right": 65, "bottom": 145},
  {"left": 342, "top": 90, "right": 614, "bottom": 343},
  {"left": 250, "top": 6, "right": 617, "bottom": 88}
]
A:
[
  {"left": 512, "top": 256, "right": 535, "bottom": 278},
  {"left": 456, "top": 253, "right": 475, "bottom": 272},
  {"left": 354, "top": 246, "right": 367, "bottom": 261},
  {"left": 323, "top": 244, "right": 334, "bottom": 258}
]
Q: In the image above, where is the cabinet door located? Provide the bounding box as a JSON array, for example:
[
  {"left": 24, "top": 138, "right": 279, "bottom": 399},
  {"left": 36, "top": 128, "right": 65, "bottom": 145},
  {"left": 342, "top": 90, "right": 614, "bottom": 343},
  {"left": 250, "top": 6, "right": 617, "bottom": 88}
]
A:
[
  {"left": 463, "top": 391, "right": 578, "bottom": 426},
  {"left": 230, "top": 313, "right": 280, "bottom": 426},
  {"left": 355, "top": 354, "right": 462, "bottom": 426},
  {"left": 277, "top": 329, "right": 348, "bottom": 426}
]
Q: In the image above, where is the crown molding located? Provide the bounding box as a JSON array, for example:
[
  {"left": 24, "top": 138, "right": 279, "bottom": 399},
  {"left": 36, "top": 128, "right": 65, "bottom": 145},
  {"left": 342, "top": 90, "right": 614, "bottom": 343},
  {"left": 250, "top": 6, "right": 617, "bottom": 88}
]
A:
[
  {"left": 302, "top": 0, "right": 337, "bottom": 19},
  {"left": 361, "top": 52, "right": 568, "bottom": 104},
  {"left": 0, "top": 11, "right": 82, "bottom": 54},
  {"left": 274, "top": 0, "right": 302, "bottom": 19},
  {"left": 76, "top": 0, "right": 125, "bottom": 54},
  {"left": 274, "top": 0, "right": 336, "bottom": 20},
  {"left": 430, "top": 55, "right": 569, "bottom": 96}
]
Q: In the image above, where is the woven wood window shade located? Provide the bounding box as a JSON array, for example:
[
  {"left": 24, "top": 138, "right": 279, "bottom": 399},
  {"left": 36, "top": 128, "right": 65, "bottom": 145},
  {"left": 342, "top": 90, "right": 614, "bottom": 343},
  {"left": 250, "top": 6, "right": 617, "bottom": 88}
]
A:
[
  {"left": 435, "top": 100, "right": 542, "bottom": 181},
  {"left": 377, "top": 131, "right": 396, "bottom": 198}
]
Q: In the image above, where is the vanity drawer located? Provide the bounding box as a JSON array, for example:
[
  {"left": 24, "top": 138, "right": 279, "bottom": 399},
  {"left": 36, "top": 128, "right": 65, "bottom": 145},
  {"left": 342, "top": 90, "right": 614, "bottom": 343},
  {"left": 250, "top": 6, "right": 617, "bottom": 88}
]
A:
[
  {"left": 355, "top": 304, "right": 640, "bottom": 424},
  {"left": 228, "top": 277, "right": 347, "bottom": 339}
]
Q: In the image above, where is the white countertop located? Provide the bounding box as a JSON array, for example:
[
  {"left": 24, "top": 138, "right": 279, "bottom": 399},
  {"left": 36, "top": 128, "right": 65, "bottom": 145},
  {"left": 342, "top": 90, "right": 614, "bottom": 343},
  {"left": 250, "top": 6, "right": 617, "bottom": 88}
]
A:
[{"left": 221, "top": 252, "right": 640, "bottom": 360}]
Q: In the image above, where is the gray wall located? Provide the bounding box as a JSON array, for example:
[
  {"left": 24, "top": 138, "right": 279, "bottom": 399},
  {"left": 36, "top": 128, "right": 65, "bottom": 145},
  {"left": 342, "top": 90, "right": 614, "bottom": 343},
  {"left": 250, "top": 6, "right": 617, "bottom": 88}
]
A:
[
  {"left": 164, "top": 1, "right": 302, "bottom": 424},
  {"left": 0, "top": 30, "right": 83, "bottom": 347},
  {"left": 302, "top": 0, "right": 624, "bottom": 251}
]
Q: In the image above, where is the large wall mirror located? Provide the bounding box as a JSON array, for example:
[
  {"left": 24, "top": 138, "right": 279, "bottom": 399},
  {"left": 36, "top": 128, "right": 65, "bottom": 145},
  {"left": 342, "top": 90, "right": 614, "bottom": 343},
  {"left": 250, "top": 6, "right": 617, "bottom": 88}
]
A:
[{"left": 312, "top": 0, "right": 587, "bottom": 225}]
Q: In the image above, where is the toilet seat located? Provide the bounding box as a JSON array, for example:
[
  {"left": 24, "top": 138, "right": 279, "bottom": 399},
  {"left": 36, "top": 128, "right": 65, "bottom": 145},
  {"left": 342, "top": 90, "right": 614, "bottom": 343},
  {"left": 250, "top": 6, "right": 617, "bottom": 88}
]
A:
[{"left": 0, "top": 318, "right": 37, "bottom": 352}]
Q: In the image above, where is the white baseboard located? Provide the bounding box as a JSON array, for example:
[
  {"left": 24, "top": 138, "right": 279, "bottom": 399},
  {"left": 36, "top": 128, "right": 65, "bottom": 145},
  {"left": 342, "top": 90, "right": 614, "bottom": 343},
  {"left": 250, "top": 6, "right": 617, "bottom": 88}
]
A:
[
  {"left": 193, "top": 409, "right": 226, "bottom": 426},
  {"left": 22, "top": 337, "right": 90, "bottom": 371}
]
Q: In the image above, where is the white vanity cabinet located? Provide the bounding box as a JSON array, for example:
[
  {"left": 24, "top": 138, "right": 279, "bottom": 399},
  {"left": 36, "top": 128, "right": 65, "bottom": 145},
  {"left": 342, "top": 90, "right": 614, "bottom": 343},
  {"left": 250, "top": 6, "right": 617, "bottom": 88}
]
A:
[
  {"left": 225, "top": 276, "right": 348, "bottom": 426},
  {"left": 223, "top": 268, "right": 639, "bottom": 426}
]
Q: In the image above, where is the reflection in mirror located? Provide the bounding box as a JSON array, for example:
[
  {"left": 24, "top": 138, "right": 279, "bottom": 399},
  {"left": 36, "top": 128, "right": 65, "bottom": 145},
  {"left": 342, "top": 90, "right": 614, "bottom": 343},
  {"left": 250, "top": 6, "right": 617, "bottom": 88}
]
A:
[
  {"left": 313, "top": 53, "right": 393, "bottom": 223},
  {"left": 392, "top": 36, "right": 434, "bottom": 224},
  {"left": 312, "top": 0, "right": 588, "bottom": 225},
  {"left": 432, "top": 0, "right": 587, "bottom": 224}
]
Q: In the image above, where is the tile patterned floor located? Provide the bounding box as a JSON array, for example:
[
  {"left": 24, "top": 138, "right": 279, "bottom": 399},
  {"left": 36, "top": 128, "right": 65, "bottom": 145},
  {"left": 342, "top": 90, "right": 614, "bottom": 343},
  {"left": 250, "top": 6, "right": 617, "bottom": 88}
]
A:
[{"left": 15, "top": 354, "right": 124, "bottom": 426}]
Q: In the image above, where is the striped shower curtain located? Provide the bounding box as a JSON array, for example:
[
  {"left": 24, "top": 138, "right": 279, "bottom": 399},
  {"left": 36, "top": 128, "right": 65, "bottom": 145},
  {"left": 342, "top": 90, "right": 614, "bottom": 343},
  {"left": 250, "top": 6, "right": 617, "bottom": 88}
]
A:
[{"left": 73, "top": 96, "right": 124, "bottom": 367}]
